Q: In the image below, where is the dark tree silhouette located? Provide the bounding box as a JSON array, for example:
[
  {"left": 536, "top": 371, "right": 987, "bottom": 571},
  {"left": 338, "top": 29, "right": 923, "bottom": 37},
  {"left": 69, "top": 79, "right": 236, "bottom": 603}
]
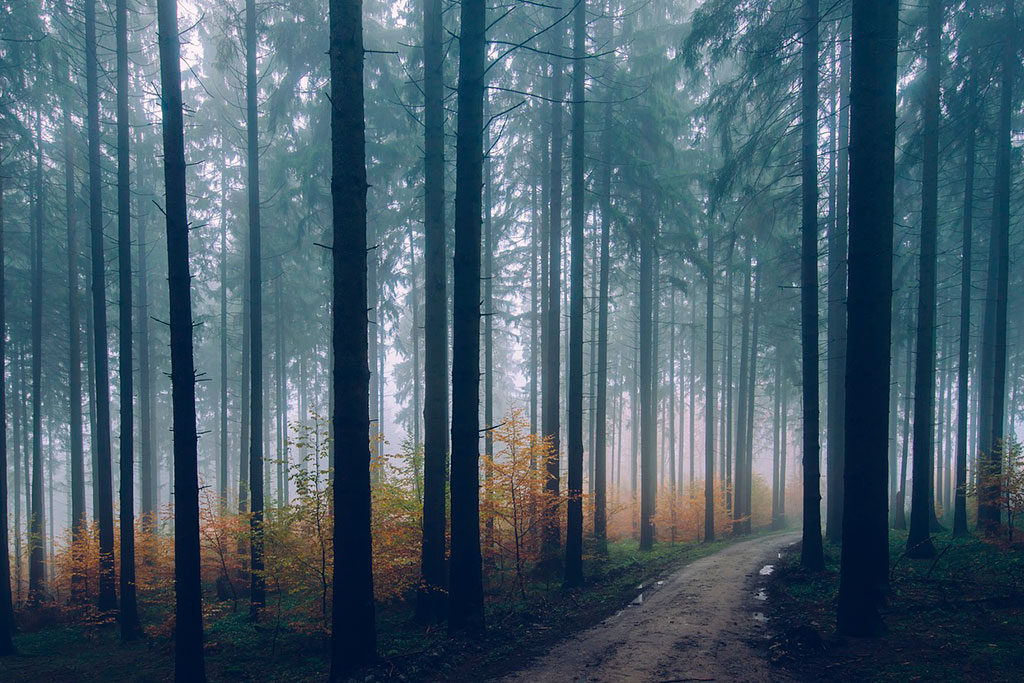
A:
[
  {"left": 837, "top": 0, "right": 899, "bottom": 637},
  {"left": 449, "top": 0, "right": 486, "bottom": 633},
  {"left": 907, "top": 0, "right": 942, "bottom": 559},
  {"left": 565, "top": 0, "right": 587, "bottom": 585},
  {"left": 798, "top": 0, "right": 824, "bottom": 572},
  {"left": 156, "top": 0, "right": 206, "bottom": 675},
  {"left": 0, "top": 143, "right": 15, "bottom": 655},
  {"left": 116, "top": 0, "right": 142, "bottom": 639},
  {"left": 328, "top": 0, "right": 377, "bottom": 675},
  {"left": 416, "top": 0, "right": 448, "bottom": 625}
]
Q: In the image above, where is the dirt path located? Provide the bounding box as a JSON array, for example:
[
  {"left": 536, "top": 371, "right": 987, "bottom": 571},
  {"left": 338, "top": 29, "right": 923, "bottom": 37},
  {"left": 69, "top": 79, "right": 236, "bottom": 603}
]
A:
[{"left": 501, "top": 532, "right": 801, "bottom": 682}]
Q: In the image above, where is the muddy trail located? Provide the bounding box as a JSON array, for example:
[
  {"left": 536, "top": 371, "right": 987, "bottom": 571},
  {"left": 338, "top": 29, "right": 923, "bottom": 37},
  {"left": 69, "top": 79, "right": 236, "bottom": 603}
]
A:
[{"left": 501, "top": 531, "right": 801, "bottom": 682}]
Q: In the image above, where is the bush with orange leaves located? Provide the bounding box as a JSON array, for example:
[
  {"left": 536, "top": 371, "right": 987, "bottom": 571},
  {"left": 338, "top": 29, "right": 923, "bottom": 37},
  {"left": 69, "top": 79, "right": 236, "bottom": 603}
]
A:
[{"left": 480, "top": 409, "right": 560, "bottom": 597}]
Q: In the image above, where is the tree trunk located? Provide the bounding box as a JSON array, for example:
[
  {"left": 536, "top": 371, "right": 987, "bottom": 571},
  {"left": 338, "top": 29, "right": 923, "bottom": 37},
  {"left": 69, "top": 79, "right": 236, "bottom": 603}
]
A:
[
  {"left": 448, "top": 0, "right": 486, "bottom": 634},
  {"left": 740, "top": 266, "right": 761, "bottom": 535},
  {"left": 29, "top": 109, "right": 47, "bottom": 605},
  {"left": 907, "top": 0, "right": 942, "bottom": 559},
  {"left": 542, "top": 9, "right": 565, "bottom": 566},
  {"left": 416, "top": 0, "right": 447, "bottom": 624},
  {"left": 245, "top": 0, "right": 266, "bottom": 620},
  {"left": 976, "top": 0, "right": 1012, "bottom": 537},
  {"left": 0, "top": 141, "right": 15, "bottom": 654},
  {"left": 704, "top": 233, "right": 715, "bottom": 542},
  {"left": 594, "top": 91, "right": 612, "bottom": 549},
  {"left": 733, "top": 257, "right": 752, "bottom": 535},
  {"left": 116, "top": 0, "right": 142, "bottom": 637},
  {"left": 156, "top": 0, "right": 206, "bottom": 674},
  {"left": 64, "top": 108, "right": 87, "bottom": 603},
  {"left": 219, "top": 144, "right": 229, "bottom": 508},
  {"left": 825, "top": 15, "right": 850, "bottom": 544},
  {"left": 138, "top": 169, "right": 156, "bottom": 526},
  {"left": 799, "top": 0, "right": 824, "bottom": 571},
  {"left": 953, "top": 62, "right": 977, "bottom": 536},
  {"left": 837, "top": 0, "right": 899, "bottom": 636},
  {"left": 894, "top": 337, "right": 912, "bottom": 529},
  {"left": 86, "top": 0, "right": 117, "bottom": 612},
  {"left": 565, "top": 0, "right": 586, "bottom": 584},
  {"left": 639, "top": 202, "right": 655, "bottom": 551},
  {"left": 328, "top": 0, "right": 377, "bottom": 672}
]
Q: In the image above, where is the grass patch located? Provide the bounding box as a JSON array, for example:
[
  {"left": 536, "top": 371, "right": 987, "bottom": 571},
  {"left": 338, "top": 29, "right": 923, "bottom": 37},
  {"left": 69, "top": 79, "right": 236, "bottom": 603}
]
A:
[
  {"left": 767, "top": 530, "right": 1024, "bottom": 682},
  {"left": 0, "top": 533, "right": 759, "bottom": 681}
]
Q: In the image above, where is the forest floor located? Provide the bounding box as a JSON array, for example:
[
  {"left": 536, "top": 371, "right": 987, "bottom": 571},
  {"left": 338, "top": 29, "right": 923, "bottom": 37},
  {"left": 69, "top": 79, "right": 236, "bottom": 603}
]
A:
[
  {"left": 501, "top": 530, "right": 801, "bottom": 682},
  {"left": 767, "top": 529, "right": 1024, "bottom": 682},
  {"left": 0, "top": 532, "right": 793, "bottom": 681}
]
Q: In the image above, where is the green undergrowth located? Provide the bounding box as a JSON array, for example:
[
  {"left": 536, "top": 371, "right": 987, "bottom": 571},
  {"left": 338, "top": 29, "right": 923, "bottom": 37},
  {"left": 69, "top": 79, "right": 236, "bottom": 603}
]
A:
[
  {"left": 768, "top": 529, "right": 1024, "bottom": 682},
  {"left": 0, "top": 531, "right": 773, "bottom": 681}
]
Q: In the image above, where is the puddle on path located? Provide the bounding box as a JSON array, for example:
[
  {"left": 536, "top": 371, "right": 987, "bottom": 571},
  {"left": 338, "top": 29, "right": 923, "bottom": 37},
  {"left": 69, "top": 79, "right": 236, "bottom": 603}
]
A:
[
  {"left": 758, "top": 564, "right": 774, "bottom": 576},
  {"left": 752, "top": 612, "right": 768, "bottom": 623},
  {"left": 754, "top": 588, "right": 767, "bottom": 601}
]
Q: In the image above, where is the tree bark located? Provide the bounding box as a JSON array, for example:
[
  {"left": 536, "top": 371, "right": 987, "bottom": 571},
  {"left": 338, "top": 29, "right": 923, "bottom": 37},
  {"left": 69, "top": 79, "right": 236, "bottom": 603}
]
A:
[
  {"left": 86, "top": 0, "right": 117, "bottom": 612},
  {"left": 799, "top": 0, "right": 825, "bottom": 571},
  {"left": 63, "top": 107, "right": 87, "bottom": 603},
  {"left": 953, "top": 60, "right": 977, "bottom": 536},
  {"left": 542, "top": 9, "right": 565, "bottom": 567},
  {"left": 825, "top": 15, "right": 849, "bottom": 544},
  {"left": 116, "top": 0, "right": 142, "bottom": 637},
  {"left": 448, "top": 0, "right": 486, "bottom": 634},
  {"left": 976, "top": 0, "right": 1012, "bottom": 537},
  {"left": 328, "top": 0, "right": 377, "bottom": 673},
  {"left": 245, "top": 0, "right": 266, "bottom": 620},
  {"left": 907, "top": 0, "right": 942, "bottom": 559},
  {"left": 0, "top": 141, "right": 15, "bottom": 654},
  {"left": 156, "top": 0, "right": 206, "bottom": 674},
  {"left": 565, "top": 0, "right": 586, "bottom": 584},
  {"left": 704, "top": 233, "right": 715, "bottom": 542},
  {"left": 837, "top": 0, "right": 899, "bottom": 636},
  {"left": 415, "top": 0, "right": 447, "bottom": 624}
]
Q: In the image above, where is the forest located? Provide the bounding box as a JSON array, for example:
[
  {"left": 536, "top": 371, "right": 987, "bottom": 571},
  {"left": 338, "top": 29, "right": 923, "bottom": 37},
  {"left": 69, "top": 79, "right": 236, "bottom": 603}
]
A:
[{"left": 0, "top": 0, "right": 1021, "bottom": 679}]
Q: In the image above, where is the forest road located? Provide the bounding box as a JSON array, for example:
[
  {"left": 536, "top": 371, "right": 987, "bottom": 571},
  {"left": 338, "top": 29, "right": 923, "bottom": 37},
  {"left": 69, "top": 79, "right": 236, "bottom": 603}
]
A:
[{"left": 500, "top": 531, "right": 801, "bottom": 683}]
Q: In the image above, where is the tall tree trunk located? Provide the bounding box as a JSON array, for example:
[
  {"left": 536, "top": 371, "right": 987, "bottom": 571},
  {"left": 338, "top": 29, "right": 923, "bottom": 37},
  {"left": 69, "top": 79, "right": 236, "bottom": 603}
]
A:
[
  {"left": 156, "top": 0, "right": 206, "bottom": 674},
  {"left": 953, "top": 62, "right": 977, "bottom": 536},
  {"left": 64, "top": 108, "right": 87, "bottom": 603},
  {"left": 825, "top": 15, "right": 850, "bottom": 544},
  {"left": 219, "top": 144, "right": 229, "bottom": 508},
  {"left": 448, "top": 0, "right": 486, "bottom": 634},
  {"left": 565, "top": 0, "right": 586, "bottom": 583},
  {"left": 276, "top": 274, "right": 287, "bottom": 506},
  {"left": 639, "top": 212, "right": 656, "bottom": 551},
  {"left": 542, "top": 9, "right": 565, "bottom": 566},
  {"left": 704, "top": 233, "right": 715, "bottom": 541},
  {"left": 907, "top": 0, "right": 942, "bottom": 559},
  {"left": 772, "top": 346, "right": 782, "bottom": 529},
  {"left": 483, "top": 122, "right": 495, "bottom": 566},
  {"left": 733, "top": 258, "right": 752, "bottom": 535},
  {"left": 328, "top": 0, "right": 377, "bottom": 672},
  {"left": 690, "top": 300, "right": 696, "bottom": 488},
  {"left": 0, "top": 141, "right": 15, "bottom": 654},
  {"left": 724, "top": 259, "right": 734, "bottom": 513},
  {"left": 799, "top": 0, "right": 824, "bottom": 571},
  {"left": 894, "top": 337, "right": 912, "bottom": 529},
  {"left": 116, "top": 0, "right": 142, "bottom": 637},
  {"left": 977, "top": 0, "right": 1013, "bottom": 537},
  {"left": 239, "top": 240, "right": 250, "bottom": 517},
  {"left": 837, "top": 0, "right": 898, "bottom": 636},
  {"left": 138, "top": 177, "right": 155, "bottom": 525},
  {"left": 415, "top": 0, "right": 447, "bottom": 624},
  {"left": 29, "top": 109, "right": 47, "bottom": 605},
  {"left": 86, "top": 0, "right": 117, "bottom": 612},
  {"left": 245, "top": 0, "right": 266, "bottom": 620},
  {"left": 740, "top": 266, "right": 761, "bottom": 535},
  {"left": 594, "top": 92, "right": 612, "bottom": 549}
]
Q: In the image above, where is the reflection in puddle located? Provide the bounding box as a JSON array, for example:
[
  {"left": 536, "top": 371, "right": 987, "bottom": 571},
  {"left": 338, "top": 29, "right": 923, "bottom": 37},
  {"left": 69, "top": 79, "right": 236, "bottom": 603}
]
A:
[
  {"left": 630, "top": 593, "right": 644, "bottom": 606},
  {"left": 754, "top": 588, "right": 767, "bottom": 601},
  {"left": 752, "top": 612, "right": 768, "bottom": 623},
  {"left": 759, "top": 564, "right": 774, "bottom": 576}
]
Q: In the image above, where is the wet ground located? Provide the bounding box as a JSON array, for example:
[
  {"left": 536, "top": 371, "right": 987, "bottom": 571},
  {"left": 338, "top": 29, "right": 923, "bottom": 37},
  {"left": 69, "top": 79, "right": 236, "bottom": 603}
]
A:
[{"left": 501, "top": 531, "right": 801, "bottom": 682}]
